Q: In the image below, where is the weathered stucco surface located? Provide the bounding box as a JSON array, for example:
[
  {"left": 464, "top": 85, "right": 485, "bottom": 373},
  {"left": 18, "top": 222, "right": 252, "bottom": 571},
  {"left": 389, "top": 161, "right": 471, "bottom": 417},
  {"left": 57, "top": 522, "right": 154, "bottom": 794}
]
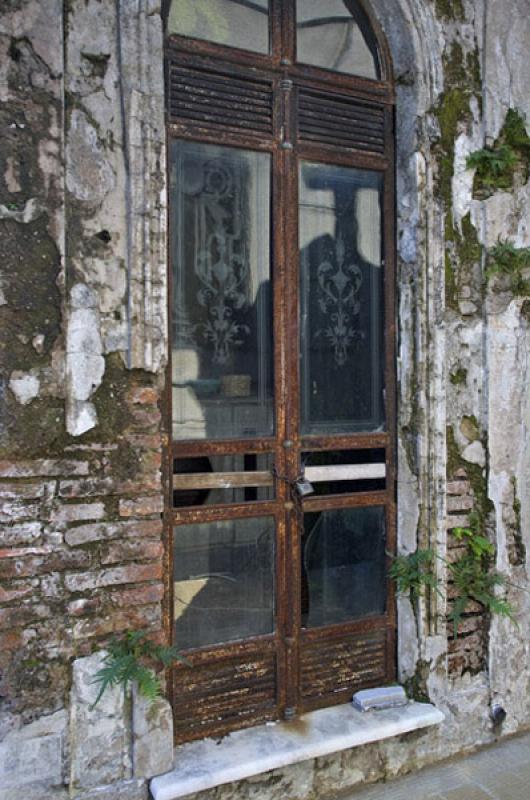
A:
[{"left": 1, "top": 0, "right": 530, "bottom": 798}]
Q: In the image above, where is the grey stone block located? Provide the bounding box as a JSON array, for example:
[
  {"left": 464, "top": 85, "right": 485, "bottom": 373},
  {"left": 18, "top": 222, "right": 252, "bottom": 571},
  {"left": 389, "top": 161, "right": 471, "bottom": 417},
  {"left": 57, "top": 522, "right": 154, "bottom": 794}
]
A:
[
  {"left": 72, "top": 779, "right": 148, "bottom": 800},
  {"left": 69, "top": 652, "right": 132, "bottom": 794},
  {"left": 0, "top": 733, "right": 63, "bottom": 790},
  {"left": 133, "top": 688, "right": 174, "bottom": 779}
]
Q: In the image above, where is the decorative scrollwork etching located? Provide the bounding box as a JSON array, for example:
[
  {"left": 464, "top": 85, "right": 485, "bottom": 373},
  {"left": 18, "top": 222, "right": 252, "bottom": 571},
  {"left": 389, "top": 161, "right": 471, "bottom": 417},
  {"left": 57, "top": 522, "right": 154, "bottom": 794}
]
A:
[
  {"left": 183, "top": 157, "right": 251, "bottom": 365},
  {"left": 314, "top": 233, "right": 364, "bottom": 366}
]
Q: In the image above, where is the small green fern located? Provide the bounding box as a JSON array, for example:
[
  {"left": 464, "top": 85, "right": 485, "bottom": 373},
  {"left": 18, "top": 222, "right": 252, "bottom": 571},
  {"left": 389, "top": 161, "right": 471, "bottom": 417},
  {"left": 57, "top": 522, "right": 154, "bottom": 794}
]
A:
[
  {"left": 91, "top": 630, "right": 187, "bottom": 708},
  {"left": 447, "top": 515, "right": 515, "bottom": 637},
  {"left": 486, "top": 240, "right": 530, "bottom": 295},
  {"left": 388, "top": 548, "right": 441, "bottom": 604},
  {"left": 466, "top": 144, "right": 518, "bottom": 191}
]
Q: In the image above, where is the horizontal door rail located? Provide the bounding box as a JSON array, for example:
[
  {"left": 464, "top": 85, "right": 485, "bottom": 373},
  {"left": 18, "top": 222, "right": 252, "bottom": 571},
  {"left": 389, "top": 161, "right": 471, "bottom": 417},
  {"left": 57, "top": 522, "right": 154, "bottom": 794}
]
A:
[
  {"left": 173, "top": 463, "right": 385, "bottom": 492},
  {"left": 304, "top": 464, "right": 386, "bottom": 482},
  {"left": 173, "top": 471, "right": 274, "bottom": 490}
]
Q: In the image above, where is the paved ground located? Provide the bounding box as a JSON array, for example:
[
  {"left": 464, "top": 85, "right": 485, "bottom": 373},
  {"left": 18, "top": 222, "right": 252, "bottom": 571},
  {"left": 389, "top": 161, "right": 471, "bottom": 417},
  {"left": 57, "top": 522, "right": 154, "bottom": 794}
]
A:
[{"left": 342, "top": 731, "right": 530, "bottom": 800}]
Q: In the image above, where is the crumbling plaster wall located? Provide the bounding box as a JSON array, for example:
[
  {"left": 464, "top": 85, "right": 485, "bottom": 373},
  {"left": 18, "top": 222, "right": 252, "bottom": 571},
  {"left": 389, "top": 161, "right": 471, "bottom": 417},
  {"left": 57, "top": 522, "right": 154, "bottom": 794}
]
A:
[{"left": 1, "top": 0, "right": 530, "bottom": 798}]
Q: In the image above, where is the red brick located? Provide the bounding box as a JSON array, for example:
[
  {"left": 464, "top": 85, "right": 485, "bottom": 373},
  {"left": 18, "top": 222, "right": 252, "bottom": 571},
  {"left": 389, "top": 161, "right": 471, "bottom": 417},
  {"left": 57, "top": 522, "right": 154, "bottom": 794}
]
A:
[
  {"left": 447, "top": 494, "right": 474, "bottom": 512},
  {"left": 0, "top": 522, "right": 43, "bottom": 546},
  {"left": 119, "top": 495, "right": 163, "bottom": 517},
  {"left": 446, "top": 514, "right": 470, "bottom": 530},
  {"left": 0, "top": 604, "right": 52, "bottom": 630},
  {"left": 51, "top": 502, "right": 105, "bottom": 523},
  {"left": 0, "top": 545, "right": 54, "bottom": 559},
  {"left": 68, "top": 596, "right": 104, "bottom": 617},
  {"left": 116, "top": 476, "right": 162, "bottom": 494},
  {"left": 129, "top": 407, "right": 161, "bottom": 429},
  {"left": 446, "top": 480, "right": 472, "bottom": 496},
  {"left": 100, "top": 539, "right": 164, "bottom": 565},
  {"left": 0, "top": 550, "right": 91, "bottom": 579},
  {"left": 446, "top": 545, "right": 468, "bottom": 563},
  {"left": 0, "top": 501, "right": 42, "bottom": 523},
  {"left": 64, "top": 562, "right": 162, "bottom": 592},
  {"left": 72, "top": 605, "right": 161, "bottom": 640},
  {"left": 127, "top": 434, "right": 162, "bottom": 449},
  {"left": 128, "top": 386, "right": 159, "bottom": 405},
  {"left": 65, "top": 519, "right": 162, "bottom": 546},
  {"left": 109, "top": 583, "right": 164, "bottom": 608},
  {"left": 0, "top": 460, "right": 90, "bottom": 478},
  {"left": 0, "top": 630, "right": 24, "bottom": 652},
  {"left": 0, "top": 482, "right": 49, "bottom": 500},
  {"left": 0, "top": 583, "right": 33, "bottom": 603},
  {"left": 64, "top": 443, "right": 118, "bottom": 452},
  {"left": 58, "top": 478, "right": 116, "bottom": 498}
]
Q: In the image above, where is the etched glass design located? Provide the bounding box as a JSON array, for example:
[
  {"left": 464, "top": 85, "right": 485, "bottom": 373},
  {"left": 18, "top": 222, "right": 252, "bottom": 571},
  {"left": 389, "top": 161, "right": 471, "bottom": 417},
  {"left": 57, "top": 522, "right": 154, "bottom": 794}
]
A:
[
  {"left": 299, "top": 161, "right": 384, "bottom": 435},
  {"left": 168, "top": 0, "right": 270, "bottom": 54},
  {"left": 170, "top": 141, "right": 273, "bottom": 441},
  {"left": 174, "top": 516, "right": 275, "bottom": 649},
  {"left": 301, "top": 506, "right": 386, "bottom": 627},
  {"left": 296, "top": 0, "right": 380, "bottom": 79}
]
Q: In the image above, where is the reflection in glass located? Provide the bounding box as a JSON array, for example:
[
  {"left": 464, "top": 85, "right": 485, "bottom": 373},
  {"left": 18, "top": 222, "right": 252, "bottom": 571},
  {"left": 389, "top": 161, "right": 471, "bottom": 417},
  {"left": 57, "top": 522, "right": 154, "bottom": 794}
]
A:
[
  {"left": 296, "top": 0, "right": 379, "bottom": 78},
  {"left": 299, "top": 161, "right": 384, "bottom": 435},
  {"left": 302, "top": 506, "right": 386, "bottom": 628},
  {"left": 168, "top": 0, "right": 270, "bottom": 54},
  {"left": 174, "top": 517, "right": 275, "bottom": 649},
  {"left": 170, "top": 141, "right": 273, "bottom": 440}
]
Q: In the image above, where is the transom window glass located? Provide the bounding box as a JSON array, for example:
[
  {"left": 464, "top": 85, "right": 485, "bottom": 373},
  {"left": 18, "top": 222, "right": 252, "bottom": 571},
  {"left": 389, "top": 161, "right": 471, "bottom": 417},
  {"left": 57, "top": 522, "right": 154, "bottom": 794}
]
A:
[
  {"left": 167, "top": 0, "right": 270, "bottom": 54},
  {"left": 296, "top": 0, "right": 380, "bottom": 78},
  {"left": 166, "top": 0, "right": 395, "bottom": 745}
]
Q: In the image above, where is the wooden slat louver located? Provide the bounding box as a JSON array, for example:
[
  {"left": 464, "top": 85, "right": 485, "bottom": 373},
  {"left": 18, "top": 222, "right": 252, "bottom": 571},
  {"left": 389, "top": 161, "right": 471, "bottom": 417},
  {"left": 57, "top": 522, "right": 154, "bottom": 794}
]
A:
[
  {"left": 168, "top": 62, "right": 273, "bottom": 136},
  {"left": 173, "top": 649, "right": 277, "bottom": 742},
  {"left": 300, "top": 628, "right": 387, "bottom": 704},
  {"left": 298, "top": 88, "right": 385, "bottom": 154}
]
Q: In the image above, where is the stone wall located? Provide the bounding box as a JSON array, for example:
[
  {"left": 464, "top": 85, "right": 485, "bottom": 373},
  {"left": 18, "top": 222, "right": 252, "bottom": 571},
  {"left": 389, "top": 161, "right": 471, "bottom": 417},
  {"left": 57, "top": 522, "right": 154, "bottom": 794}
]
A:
[{"left": 2, "top": 0, "right": 530, "bottom": 798}]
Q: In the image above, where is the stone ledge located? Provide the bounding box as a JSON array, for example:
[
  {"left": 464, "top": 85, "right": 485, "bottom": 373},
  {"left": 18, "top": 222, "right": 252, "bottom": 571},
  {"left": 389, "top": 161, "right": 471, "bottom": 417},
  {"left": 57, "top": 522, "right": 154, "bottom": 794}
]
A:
[{"left": 150, "top": 701, "right": 444, "bottom": 800}]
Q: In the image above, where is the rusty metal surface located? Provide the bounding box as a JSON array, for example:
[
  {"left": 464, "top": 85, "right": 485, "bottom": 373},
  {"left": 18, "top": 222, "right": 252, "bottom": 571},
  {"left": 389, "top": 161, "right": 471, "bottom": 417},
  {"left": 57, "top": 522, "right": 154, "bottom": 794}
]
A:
[
  {"left": 300, "top": 627, "right": 387, "bottom": 706},
  {"left": 172, "top": 641, "right": 278, "bottom": 743},
  {"left": 165, "top": 0, "right": 396, "bottom": 743}
]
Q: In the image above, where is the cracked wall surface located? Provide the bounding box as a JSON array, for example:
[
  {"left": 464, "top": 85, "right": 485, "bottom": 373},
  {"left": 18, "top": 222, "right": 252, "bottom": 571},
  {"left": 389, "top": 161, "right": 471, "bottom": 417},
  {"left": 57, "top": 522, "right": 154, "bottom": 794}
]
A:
[{"left": 1, "top": 0, "right": 530, "bottom": 798}]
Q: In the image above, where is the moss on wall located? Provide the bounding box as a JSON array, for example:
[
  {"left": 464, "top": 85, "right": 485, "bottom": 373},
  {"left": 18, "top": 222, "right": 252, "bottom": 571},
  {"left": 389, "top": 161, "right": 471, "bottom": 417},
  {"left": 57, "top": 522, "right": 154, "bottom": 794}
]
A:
[
  {"left": 432, "top": 39, "right": 483, "bottom": 311},
  {"left": 447, "top": 425, "right": 493, "bottom": 528},
  {"left": 450, "top": 367, "right": 467, "bottom": 385},
  {"left": 469, "top": 109, "right": 530, "bottom": 198},
  {"left": 434, "top": 0, "right": 465, "bottom": 21}
]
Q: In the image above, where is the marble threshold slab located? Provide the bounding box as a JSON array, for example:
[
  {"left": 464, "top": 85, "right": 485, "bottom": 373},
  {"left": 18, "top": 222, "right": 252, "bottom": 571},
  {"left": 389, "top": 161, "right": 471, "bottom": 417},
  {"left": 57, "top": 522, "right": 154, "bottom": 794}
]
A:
[{"left": 150, "top": 701, "right": 444, "bottom": 800}]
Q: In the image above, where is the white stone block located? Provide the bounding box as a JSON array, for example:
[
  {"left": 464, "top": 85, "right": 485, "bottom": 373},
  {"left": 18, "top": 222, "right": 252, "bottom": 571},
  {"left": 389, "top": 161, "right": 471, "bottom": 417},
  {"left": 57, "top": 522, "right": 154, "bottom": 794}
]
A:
[
  {"left": 133, "top": 688, "right": 174, "bottom": 779},
  {"left": 69, "top": 652, "right": 132, "bottom": 794}
]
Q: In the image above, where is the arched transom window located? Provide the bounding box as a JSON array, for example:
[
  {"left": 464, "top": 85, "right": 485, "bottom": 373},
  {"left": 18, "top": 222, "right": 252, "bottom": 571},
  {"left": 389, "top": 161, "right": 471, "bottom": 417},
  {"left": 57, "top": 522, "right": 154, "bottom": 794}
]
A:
[{"left": 164, "top": 0, "right": 395, "bottom": 744}]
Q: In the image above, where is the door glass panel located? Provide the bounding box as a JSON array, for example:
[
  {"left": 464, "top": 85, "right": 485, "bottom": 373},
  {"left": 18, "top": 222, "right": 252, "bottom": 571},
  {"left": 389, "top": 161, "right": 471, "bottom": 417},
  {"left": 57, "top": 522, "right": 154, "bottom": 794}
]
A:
[
  {"left": 296, "top": 0, "right": 380, "bottom": 79},
  {"left": 301, "top": 506, "right": 386, "bottom": 628},
  {"left": 299, "top": 161, "right": 384, "bottom": 435},
  {"left": 173, "top": 453, "right": 274, "bottom": 507},
  {"left": 174, "top": 516, "right": 275, "bottom": 649},
  {"left": 168, "top": 0, "right": 270, "bottom": 54},
  {"left": 170, "top": 141, "right": 273, "bottom": 441}
]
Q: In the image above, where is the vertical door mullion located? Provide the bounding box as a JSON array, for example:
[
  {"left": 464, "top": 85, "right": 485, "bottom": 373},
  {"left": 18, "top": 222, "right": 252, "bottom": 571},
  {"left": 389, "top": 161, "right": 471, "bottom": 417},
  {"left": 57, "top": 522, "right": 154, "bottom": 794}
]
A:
[
  {"left": 281, "top": 75, "right": 302, "bottom": 718},
  {"left": 383, "top": 106, "right": 397, "bottom": 660},
  {"left": 271, "top": 75, "right": 290, "bottom": 717}
]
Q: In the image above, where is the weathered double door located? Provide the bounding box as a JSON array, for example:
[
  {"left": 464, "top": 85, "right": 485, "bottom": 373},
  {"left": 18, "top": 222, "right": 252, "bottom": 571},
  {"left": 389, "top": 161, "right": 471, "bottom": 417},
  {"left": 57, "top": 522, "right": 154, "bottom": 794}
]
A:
[{"left": 166, "top": 0, "right": 396, "bottom": 743}]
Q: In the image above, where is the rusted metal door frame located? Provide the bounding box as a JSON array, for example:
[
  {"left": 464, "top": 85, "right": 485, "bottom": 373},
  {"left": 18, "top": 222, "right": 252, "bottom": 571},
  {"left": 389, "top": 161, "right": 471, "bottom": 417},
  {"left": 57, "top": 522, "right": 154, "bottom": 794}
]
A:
[{"left": 164, "top": 0, "right": 396, "bottom": 743}]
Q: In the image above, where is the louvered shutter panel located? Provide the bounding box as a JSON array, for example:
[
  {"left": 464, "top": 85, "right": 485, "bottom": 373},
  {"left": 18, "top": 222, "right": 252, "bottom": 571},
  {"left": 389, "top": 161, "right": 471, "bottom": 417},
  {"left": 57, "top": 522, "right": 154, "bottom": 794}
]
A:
[
  {"left": 168, "top": 61, "right": 273, "bottom": 137},
  {"left": 297, "top": 87, "right": 385, "bottom": 154}
]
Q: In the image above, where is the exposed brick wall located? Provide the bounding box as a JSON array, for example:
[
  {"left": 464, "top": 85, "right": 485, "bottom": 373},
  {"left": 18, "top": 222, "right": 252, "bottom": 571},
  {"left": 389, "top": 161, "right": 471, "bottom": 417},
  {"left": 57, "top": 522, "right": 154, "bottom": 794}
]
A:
[
  {"left": 446, "top": 469, "right": 488, "bottom": 677},
  {"left": 0, "top": 377, "right": 166, "bottom": 725}
]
